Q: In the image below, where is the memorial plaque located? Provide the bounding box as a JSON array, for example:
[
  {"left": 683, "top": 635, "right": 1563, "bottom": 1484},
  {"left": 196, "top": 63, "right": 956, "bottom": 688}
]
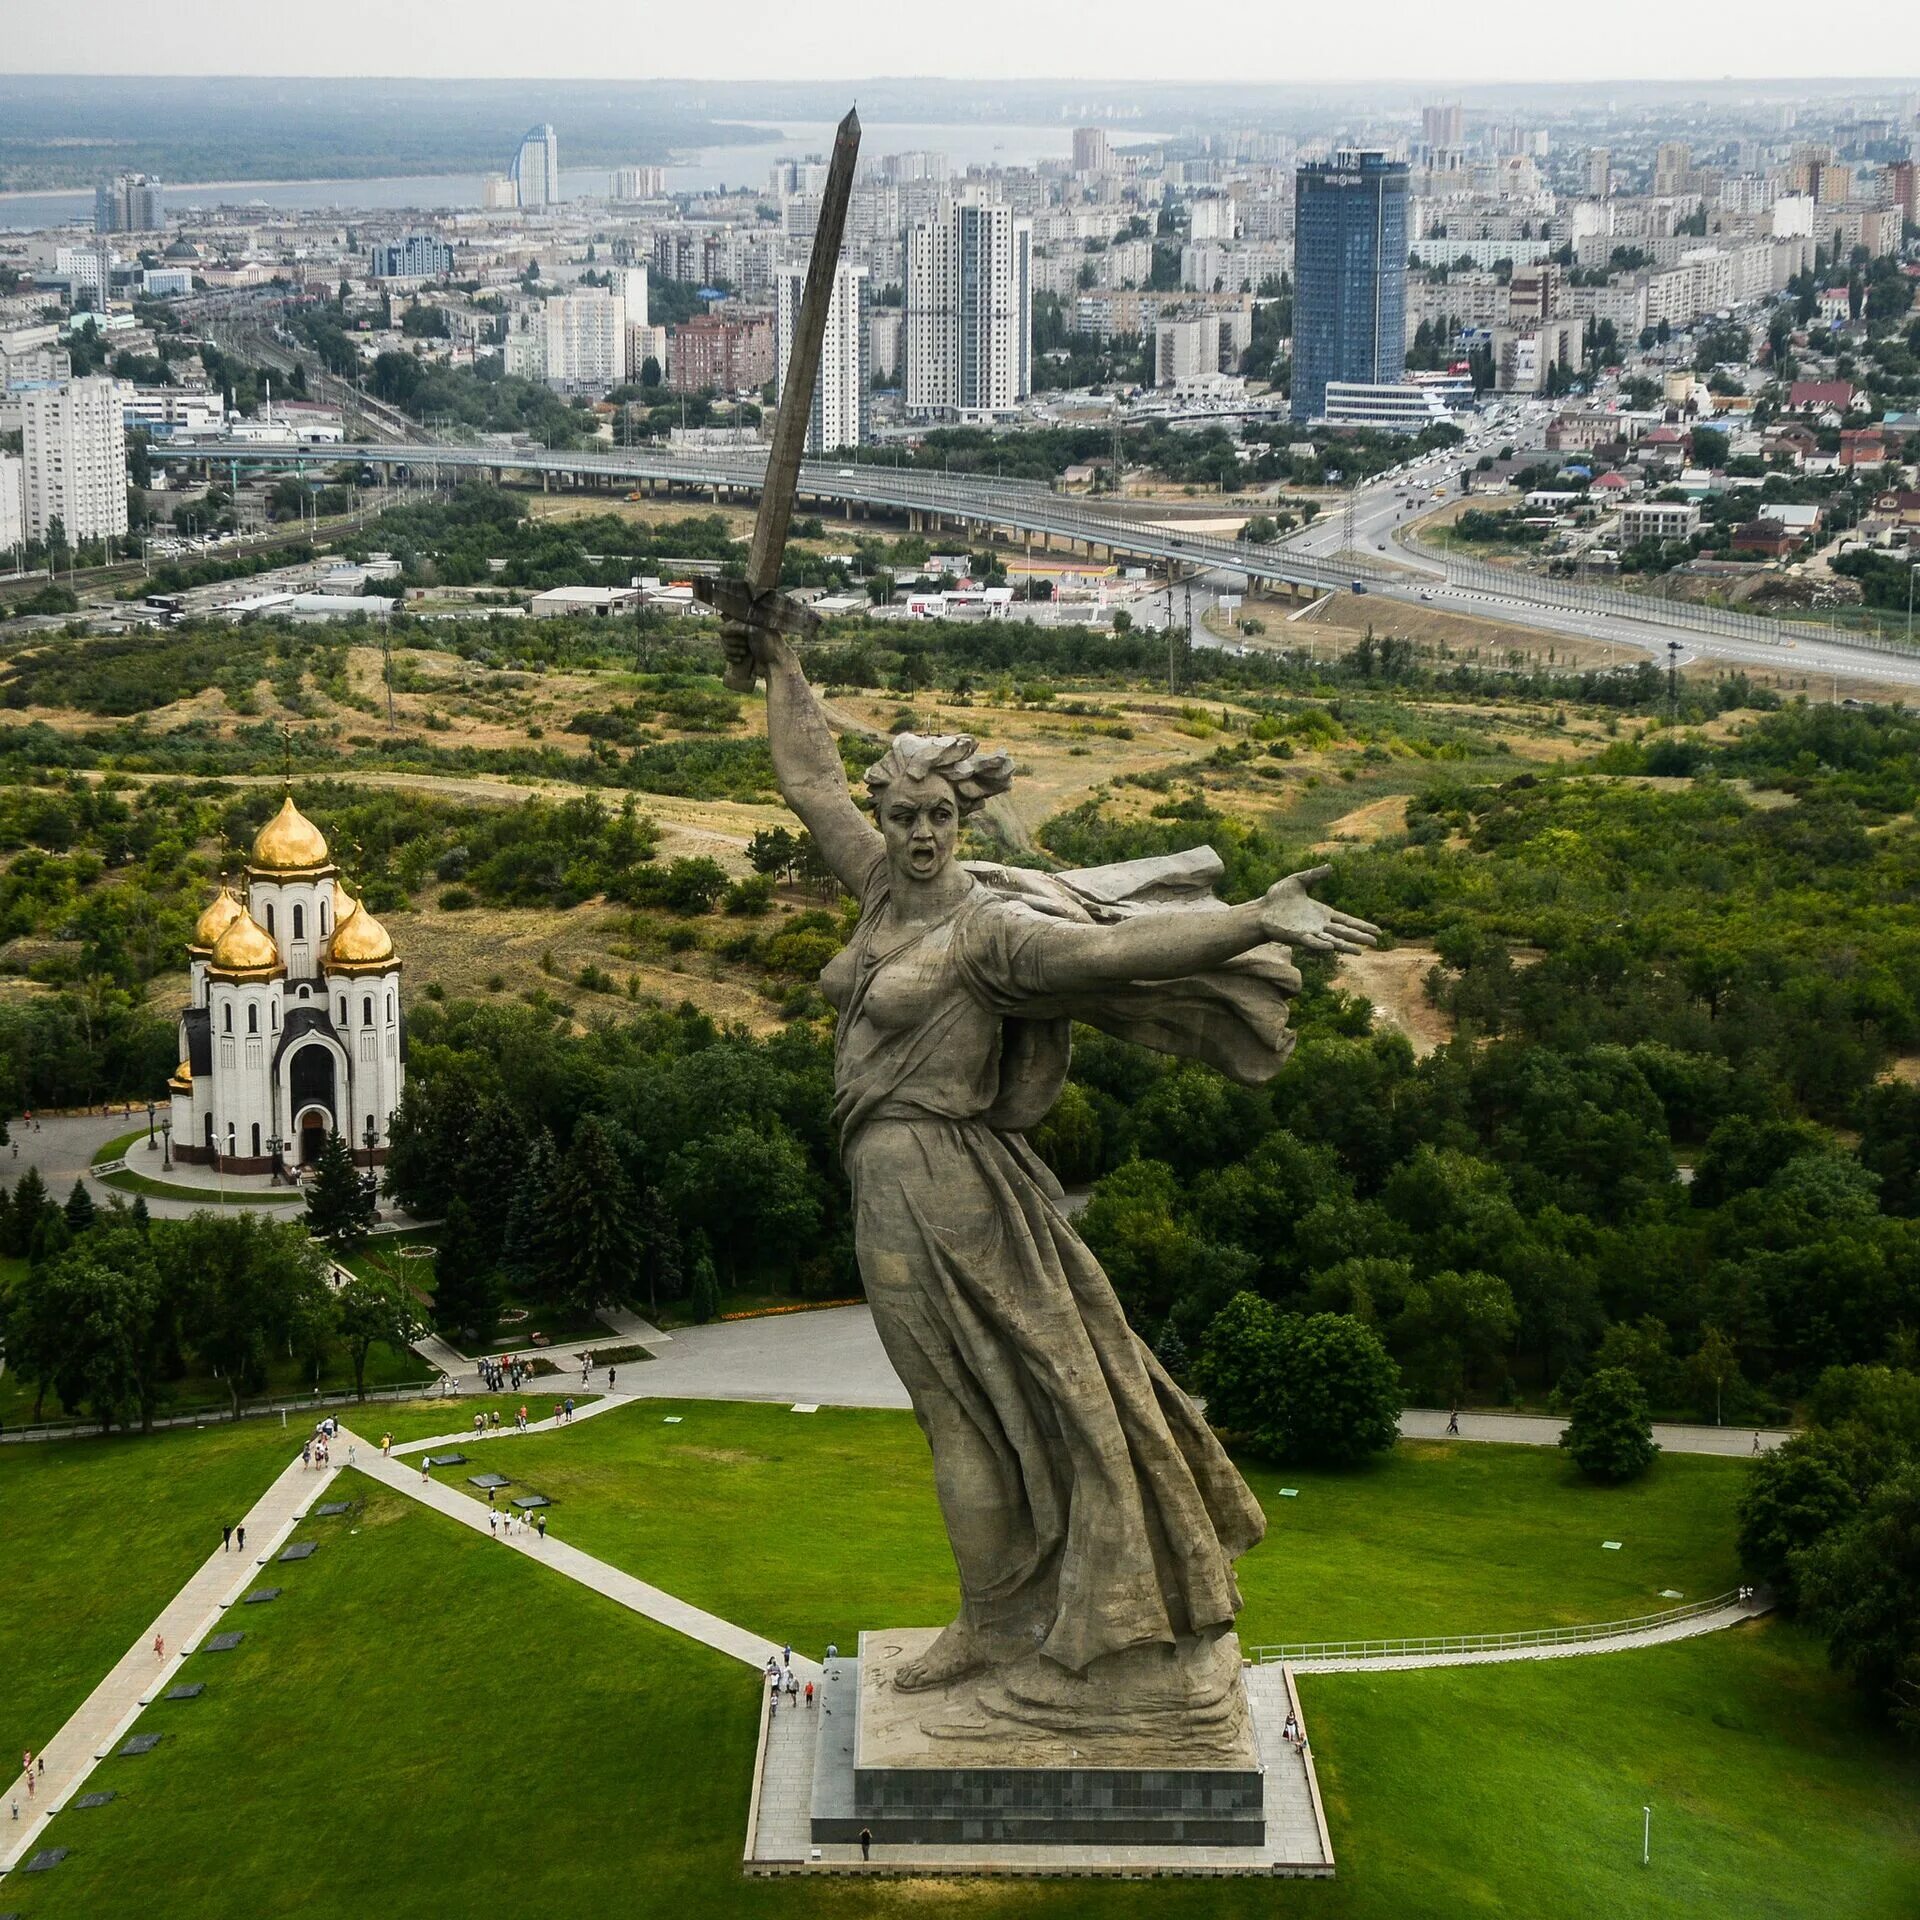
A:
[
  {"left": 468, "top": 1472, "right": 510, "bottom": 1490},
  {"left": 244, "top": 1587, "right": 282, "bottom": 1605},
  {"left": 75, "top": 1791, "right": 116, "bottom": 1810},
  {"left": 21, "top": 1847, "right": 68, "bottom": 1871},
  {"left": 205, "top": 1631, "right": 245, "bottom": 1652},
  {"left": 314, "top": 1501, "right": 349, "bottom": 1517},
  {"left": 164, "top": 1682, "right": 205, "bottom": 1700},
  {"left": 119, "top": 1734, "right": 162, "bottom": 1756},
  {"left": 278, "top": 1541, "right": 317, "bottom": 1562},
  {"left": 425, "top": 1452, "right": 468, "bottom": 1468},
  {"left": 510, "top": 1493, "right": 551, "bottom": 1510}
]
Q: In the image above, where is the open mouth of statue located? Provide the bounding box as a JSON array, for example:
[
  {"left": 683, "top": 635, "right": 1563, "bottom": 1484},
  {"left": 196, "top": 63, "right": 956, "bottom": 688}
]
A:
[{"left": 909, "top": 847, "right": 938, "bottom": 872}]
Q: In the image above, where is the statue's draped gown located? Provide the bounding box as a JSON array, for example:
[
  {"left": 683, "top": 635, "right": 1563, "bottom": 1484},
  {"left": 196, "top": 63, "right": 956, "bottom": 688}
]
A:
[{"left": 821, "top": 855, "right": 1273, "bottom": 1675}]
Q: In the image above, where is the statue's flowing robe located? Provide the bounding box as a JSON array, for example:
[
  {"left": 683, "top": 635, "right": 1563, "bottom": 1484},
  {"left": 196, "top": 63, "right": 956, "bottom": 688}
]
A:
[{"left": 820, "top": 849, "right": 1292, "bottom": 1674}]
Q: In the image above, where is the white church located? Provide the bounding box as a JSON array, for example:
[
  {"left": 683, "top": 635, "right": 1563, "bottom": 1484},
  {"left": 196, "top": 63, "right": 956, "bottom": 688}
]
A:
[{"left": 169, "top": 793, "right": 405, "bottom": 1175}]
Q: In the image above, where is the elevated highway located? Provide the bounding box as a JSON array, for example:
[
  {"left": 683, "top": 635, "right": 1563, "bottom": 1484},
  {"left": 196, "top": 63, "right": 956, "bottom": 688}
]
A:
[{"left": 152, "top": 437, "right": 1920, "bottom": 689}]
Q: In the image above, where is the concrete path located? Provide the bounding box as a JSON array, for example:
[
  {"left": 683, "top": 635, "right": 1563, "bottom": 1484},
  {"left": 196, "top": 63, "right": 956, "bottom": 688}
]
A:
[
  {"left": 385, "top": 1392, "right": 625, "bottom": 1457},
  {"left": 343, "top": 1423, "right": 798, "bottom": 1675},
  {"left": 0, "top": 1446, "right": 336, "bottom": 1874},
  {"left": 1287, "top": 1592, "right": 1769, "bottom": 1674},
  {"left": 581, "top": 1304, "right": 1794, "bottom": 1456}
]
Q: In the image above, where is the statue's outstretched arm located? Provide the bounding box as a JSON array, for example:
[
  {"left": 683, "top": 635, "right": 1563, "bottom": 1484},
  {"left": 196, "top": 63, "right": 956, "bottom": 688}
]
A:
[
  {"left": 1031, "top": 866, "right": 1379, "bottom": 993},
  {"left": 726, "top": 624, "right": 881, "bottom": 892}
]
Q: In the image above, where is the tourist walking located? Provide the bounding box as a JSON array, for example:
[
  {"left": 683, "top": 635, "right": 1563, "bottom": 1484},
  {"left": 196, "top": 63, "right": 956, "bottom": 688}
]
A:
[
  {"left": 607, "top": 1368, "right": 617, "bottom": 1391},
  {"left": 153, "top": 1633, "right": 165, "bottom": 1662},
  {"left": 237, "top": 1525, "right": 245, "bottom": 1552},
  {"left": 222, "top": 1524, "right": 233, "bottom": 1552},
  {"left": 805, "top": 1680, "right": 814, "bottom": 1708},
  {"left": 535, "top": 1513, "right": 547, "bottom": 1542},
  {"left": 1446, "top": 1409, "right": 1460, "bottom": 1437},
  {"left": 859, "top": 1828, "right": 872, "bottom": 1862}
]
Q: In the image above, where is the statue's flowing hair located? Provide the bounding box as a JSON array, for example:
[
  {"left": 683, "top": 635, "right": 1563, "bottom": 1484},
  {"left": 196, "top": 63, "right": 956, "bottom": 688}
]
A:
[{"left": 863, "top": 732, "right": 1015, "bottom": 817}]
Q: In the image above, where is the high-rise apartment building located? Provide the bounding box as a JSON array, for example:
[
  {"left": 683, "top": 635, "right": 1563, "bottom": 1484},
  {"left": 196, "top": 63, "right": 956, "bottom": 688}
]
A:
[
  {"left": 368, "top": 235, "right": 455, "bottom": 278},
  {"left": 1291, "top": 151, "right": 1408, "bottom": 422},
  {"left": 541, "top": 290, "right": 626, "bottom": 395},
  {"left": 1891, "top": 160, "right": 1918, "bottom": 225},
  {"left": 1072, "top": 128, "right": 1112, "bottom": 175},
  {"left": 511, "top": 125, "right": 561, "bottom": 209},
  {"left": 22, "top": 378, "right": 129, "bottom": 545},
  {"left": 1421, "top": 104, "right": 1464, "bottom": 151},
  {"left": 664, "top": 314, "right": 775, "bottom": 395},
  {"left": 905, "top": 200, "right": 1033, "bottom": 420},
  {"left": 1587, "top": 148, "right": 1612, "bottom": 199},
  {"left": 776, "top": 257, "right": 871, "bottom": 454},
  {"left": 482, "top": 173, "right": 516, "bottom": 211},
  {"left": 609, "top": 265, "right": 649, "bottom": 330},
  {"left": 610, "top": 166, "right": 668, "bottom": 200},
  {"left": 94, "top": 173, "right": 164, "bottom": 234},
  {"left": 0, "top": 453, "right": 23, "bottom": 557}
]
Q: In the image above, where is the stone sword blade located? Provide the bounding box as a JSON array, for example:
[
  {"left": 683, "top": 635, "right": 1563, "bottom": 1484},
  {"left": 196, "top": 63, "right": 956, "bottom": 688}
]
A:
[{"left": 714, "top": 104, "right": 862, "bottom": 691}]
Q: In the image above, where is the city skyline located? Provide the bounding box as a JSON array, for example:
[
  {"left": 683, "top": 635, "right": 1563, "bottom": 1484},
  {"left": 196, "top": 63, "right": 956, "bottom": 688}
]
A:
[{"left": 8, "top": 0, "right": 1920, "bottom": 83}]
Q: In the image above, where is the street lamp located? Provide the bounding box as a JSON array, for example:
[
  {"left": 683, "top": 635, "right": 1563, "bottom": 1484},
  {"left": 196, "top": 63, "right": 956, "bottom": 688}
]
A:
[
  {"left": 267, "top": 1130, "right": 286, "bottom": 1186},
  {"left": 146, "top": 1098, "right": 157, "bottom": 1150},
  {"left": 160, "top": 1114, "right": 172, "bottom": 1171}
]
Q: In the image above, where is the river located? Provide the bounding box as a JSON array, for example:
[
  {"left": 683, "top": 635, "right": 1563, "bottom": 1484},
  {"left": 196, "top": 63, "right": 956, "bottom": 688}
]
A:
[{"left": 0, "top": 121, "right": 1152, "bottom": 230}]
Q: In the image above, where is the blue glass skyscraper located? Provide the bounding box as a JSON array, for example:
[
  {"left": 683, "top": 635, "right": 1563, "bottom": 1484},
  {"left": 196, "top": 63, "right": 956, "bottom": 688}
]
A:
[{"left": 1291, "top": 151, "right": 1409, "bottom": 421}]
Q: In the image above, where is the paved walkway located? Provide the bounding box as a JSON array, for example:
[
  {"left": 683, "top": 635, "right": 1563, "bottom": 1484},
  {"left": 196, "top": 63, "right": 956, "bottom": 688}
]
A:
[
  {"left": 1287, "top": 1592, "right": 1769, "bottom": 1673},
  {"left": 384, "top": 1393, "right": 625, "bottom": 1457},
  {"left": 574, "top": 1305, "right": 1793, "bottom": 1456},
  {"left": 343, "top": 1425, "right": 795, "bottom": 1674},
  {"left": 1, "top": 1447, "right": 337, "bottom": 1873}
]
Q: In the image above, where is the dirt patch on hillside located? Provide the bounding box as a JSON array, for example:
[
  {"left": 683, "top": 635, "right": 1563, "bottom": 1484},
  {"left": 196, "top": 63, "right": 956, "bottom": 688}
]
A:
[
  {"left": 1317, "top": 794, "right": 1409, "bottom": 849},
  {"left": 1335, "top": 943, "right": 1454, "bottom": 1057}
]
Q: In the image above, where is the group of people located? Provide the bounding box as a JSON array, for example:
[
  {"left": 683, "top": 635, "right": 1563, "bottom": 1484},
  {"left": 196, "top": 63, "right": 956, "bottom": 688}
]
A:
[
  {"left": 764, "top": 1646, "right": 814, "bottom": 1716},
  {"left": 301, "top": 1415, "right": 353, "bottom": 1473},
  {"left": 220, "top": 1522, "right": 249, "bottom": 1553},
  {"left": 477, "top": 1356, "right": 534, "bottom": 1393},
  {"left": 486, "top": 1506, "right": 546, "bottom": 1544}
]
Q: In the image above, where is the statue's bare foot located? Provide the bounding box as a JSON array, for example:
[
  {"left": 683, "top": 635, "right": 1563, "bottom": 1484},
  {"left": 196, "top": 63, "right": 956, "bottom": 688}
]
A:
[{"left": 892, "top": 1621, "right": 987, "bottom": 1693}]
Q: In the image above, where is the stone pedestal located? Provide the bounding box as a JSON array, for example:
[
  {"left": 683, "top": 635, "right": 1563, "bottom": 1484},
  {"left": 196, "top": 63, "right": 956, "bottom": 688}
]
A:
[{"left": 810, "top": 1630, "right": 1266, "bottom": 1849}]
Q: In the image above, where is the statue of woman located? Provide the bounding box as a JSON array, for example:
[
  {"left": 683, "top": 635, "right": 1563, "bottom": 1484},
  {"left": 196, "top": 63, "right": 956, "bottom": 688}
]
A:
[{"left": 730, "top": 622, "right": 1379, "bottom": 1747}]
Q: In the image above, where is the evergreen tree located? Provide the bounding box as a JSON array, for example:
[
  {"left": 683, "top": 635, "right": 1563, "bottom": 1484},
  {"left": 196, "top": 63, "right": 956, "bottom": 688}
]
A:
[
  {"left": 432, "top": 1197, "right": 502, "bottom": 1350},
  {"left": 538, "top": 1116, "right": 640, "bottom": 1314},
  {"left": 305, "top": 1130, "right": 374, "bottom": 1249},
  {"left": 2, "top": 1166, "right": 50, "bottom": 1259},
  {"left": 503, "top": 1129, "right": 562, "bottom": 1302},
  {"left": 640, "top": 1188, "right": 684, "bottom": 1321},
  {"left": 64, "top": 1177, "right": 97, "bottom": 1236},
  {"left": 688, "top": 1238, "right": 721, "bottom": 1325},
  {"left": 1560, "top": 1367, "right": 1659, "bottom": 1483},
  {"left": 29, "top": 1209, "right": 70, "bottom": 1269}
]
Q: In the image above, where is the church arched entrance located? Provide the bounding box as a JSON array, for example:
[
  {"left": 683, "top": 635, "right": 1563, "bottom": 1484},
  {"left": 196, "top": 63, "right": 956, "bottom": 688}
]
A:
[{"left": 287, "top": 1042, "right": 338, "bottom": 1164}]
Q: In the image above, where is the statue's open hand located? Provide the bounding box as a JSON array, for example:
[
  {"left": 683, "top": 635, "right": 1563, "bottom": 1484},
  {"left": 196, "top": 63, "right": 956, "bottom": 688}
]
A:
[{"left": 1257, "top": 866, "right": 1381, "bottom": 955}]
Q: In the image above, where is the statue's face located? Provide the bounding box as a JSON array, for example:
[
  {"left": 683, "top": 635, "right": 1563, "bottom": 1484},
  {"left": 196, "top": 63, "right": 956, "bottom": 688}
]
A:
[{"left": 878, "top": 774, "right": 960, "bottom": 886}]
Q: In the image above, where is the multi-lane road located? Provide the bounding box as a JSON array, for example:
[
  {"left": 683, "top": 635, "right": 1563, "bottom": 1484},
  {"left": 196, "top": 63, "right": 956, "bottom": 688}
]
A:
[{"left": 150, "top": 430, "right": 1920, "bottom": 691}]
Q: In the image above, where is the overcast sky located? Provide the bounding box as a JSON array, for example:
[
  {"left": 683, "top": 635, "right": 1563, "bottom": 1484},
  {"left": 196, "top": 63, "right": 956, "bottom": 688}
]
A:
[{"left": 10, "top": 0, "right": 1919, "bottom": 83}]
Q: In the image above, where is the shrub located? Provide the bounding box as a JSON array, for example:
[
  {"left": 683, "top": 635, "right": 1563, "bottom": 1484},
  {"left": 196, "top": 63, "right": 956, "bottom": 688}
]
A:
[
  {"left": 438, "top": 886, "right": 476, "bottom": 911},
  {"left": 1560, "top": 1367, "right": 1658, "bottom": 1483}
]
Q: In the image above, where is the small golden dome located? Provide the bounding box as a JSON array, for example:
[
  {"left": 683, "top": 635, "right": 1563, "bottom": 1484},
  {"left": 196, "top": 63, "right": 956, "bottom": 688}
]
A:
[
  {"left": 328, "top": 900, "right": 396, "bottom": 971},
  {"left": 190, "top": 883, "right": 243, "bottom": 952},
  {"left": 250, "top": 794, "right": 331, "bottom": 873},
  {"left": 169, "top": 1060, "right": 192, "bottom": 1087},
  {"left": 208, "top": 908, "right": 284, "bottom": 979},
  {"left": 331, "top": 876, "right": 358, "bottom": 923}
]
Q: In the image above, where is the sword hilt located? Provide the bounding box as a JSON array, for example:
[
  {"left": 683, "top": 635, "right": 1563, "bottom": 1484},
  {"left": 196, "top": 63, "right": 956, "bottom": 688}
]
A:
[{"left": 693, "top": 577, "right": 824, "bottom": 692}]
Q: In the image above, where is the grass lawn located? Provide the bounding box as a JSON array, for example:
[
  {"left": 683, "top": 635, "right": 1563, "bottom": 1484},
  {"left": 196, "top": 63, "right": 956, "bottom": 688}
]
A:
[
  {"left": 95, "top": 1166, "right": 305, "bottom": 1205},
  {"left": 418, "top": 1402, "right": 1747, "bottom": 1658},
  {"left": 0, "top": 1419, "right": 298, "bottom": 1773},
  {"left": 17, "top": 1478, "right": 1918, "bottom": 1920}
]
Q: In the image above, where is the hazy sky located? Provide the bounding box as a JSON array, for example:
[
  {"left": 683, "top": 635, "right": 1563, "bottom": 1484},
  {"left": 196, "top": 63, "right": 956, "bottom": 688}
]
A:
[{"left": 11, "top": 0, "right": 1919, "bottom": 83}]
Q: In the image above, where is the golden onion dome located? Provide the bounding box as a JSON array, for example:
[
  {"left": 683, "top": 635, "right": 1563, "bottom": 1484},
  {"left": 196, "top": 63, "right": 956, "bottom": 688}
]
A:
[
  {"left": 330, "top": 876, "right": 358, "bottom": 925},
  {"left": 250, "top": 794, "right": 331, "bottom": 873},
  {"left": 168, "top": 1060, "right": 192, "bottom": 1087},
  {"left": 208, "top": 908, "right": 284, "bottom": 979},
  {"left": 328, "top": 900, "right": 397, "bottom": 972},
  {"left": 190, "top": 883, "right": 244, "bottom": 953}
]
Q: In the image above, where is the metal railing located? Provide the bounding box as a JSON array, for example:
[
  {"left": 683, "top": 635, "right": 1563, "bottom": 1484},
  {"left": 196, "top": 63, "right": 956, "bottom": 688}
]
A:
[
  {"left": 1251, "top": 1589, "right": 1749, "bottom": 1666},
  {"left": 0, "top": 1375, "right": 447, "bottom": 1445}
]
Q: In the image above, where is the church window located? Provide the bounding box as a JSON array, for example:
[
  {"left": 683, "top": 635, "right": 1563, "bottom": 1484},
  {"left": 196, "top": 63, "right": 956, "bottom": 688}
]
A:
[
  {"left": 320, "top": 899, "right": 329, "bottom": 934},
  {"left": 265, "top": 904, "right": 275, "bottom": 936},
  {"left": 293, "top": 904, "right": 305, "bottom": 940},
  {"left": 337, "top": 998, "right": 347, "bottom": 1025},
  {"left": 226, "top": 1123, "right": 236, "bottom": 1158},
  {"left": 247, "top": 1003, "right": 258, "bottom": 1034},
  {"left": 362, "top": 996, "right": 373, "bottom": 1027},
  {"left": 251, "top": 1123, "right": 261, "bottom": 1158},
  {"left": 386, "top": 993, "right": 394, "bottom": 1023},
  {"left": 272, "top": 1002, "right": 279, "bottom": 1029},
  {"left": 222, "top": 1005, "right": 232, "bottom": 1033}
]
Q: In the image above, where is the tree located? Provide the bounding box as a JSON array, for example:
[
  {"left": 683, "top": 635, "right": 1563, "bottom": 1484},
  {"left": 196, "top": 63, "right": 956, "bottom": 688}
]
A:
[
  {"left": 336, "top": 1271, "right": 421, "bottom": 1399},
  {"left": 1391, "top": 1268, "right": 1517, "bottom": 1405},
  {"left": 537, "top": 1115, "right": 640, "bottom": 1314},
  {"left": 1, "top": 1166, "right": 51, "bottom": 1258},
  {"left": 746, "top": 825, "right": 799, "bottom": 881},
  {"left": 63, "top": 1177, "right": 97, "bottom": 1236},
  {"left": 166, "top": 1213, "right": 334, "bottom": 1419},
  {"left": 1737, "top": 1431, "right": 1863, "bottom": 1605},
  {"left": 1688, "top": 1324, "right": 1744, "bottom": 1426},
  {"left": 1560, "top": 1367, "right": 1658, "bottom": 1482},
  {"left": 1196, "top": 1293, "right": 1400, "bottom": 1466},
  {"left": 18, "top": 1219, "right": 166, "bottom": 1432},
  {"left": 306, "top": 1130, "right": 375, "bottom": 1249},
  {"left": 688, "top": 1235, "right": 720, "bottom": 1323},
  {"left": 1796, "top": 1465, "right": 1920, "bottom": 1737},
  {"left": 432, "top": 1196, "right": 502, "bottom": 1349}
]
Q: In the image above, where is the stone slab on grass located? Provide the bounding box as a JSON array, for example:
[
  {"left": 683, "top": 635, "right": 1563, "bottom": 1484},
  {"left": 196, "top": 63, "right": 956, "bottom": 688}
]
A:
[
  {"left": 204, "top": 1631, "right": 245, "bottom": 1653},
  {"left": 278, "top": 1541, "right": 317, "bottom": 1563}
]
